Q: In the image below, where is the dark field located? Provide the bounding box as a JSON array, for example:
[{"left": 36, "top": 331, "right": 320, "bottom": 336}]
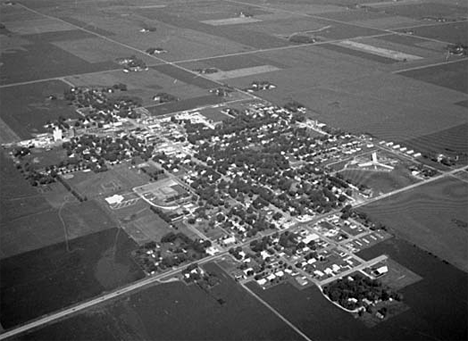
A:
[
  {"left": 401, "top": 123, "right": 468, "bottom": 156},
  {"left": 1, "top": 198, "right": 118, "bottom": 259},
  {"left": 18, "top": 262, "right": 303, "bottom": 341},
  {"left": 0, "top": 227, "right": 144, "bottom": 329},
  {"left": 400, "top": 59, "right": 468, "bottom": 94},
  {"left": 360, "top": 177, "right": 468, "bottom": 273},
  {"left": 0, "top": 34, "right": 116, "bottom": 85},
  {"left": 248, "top": 237, "right": 467, "bottom": 341},
  {"left": 0, "top": 80, "right": 78, "bottom": 139},
  {"left": 398, "top": 21, "right": 468, "bottom": 46}
]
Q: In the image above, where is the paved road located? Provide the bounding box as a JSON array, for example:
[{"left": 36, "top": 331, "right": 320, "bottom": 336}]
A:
[
  {"left": 318, "top": 254, "right": 388, "bottom": 286},
  {"left": 0, "top": 253, "right": 222, "bottom": 341}
]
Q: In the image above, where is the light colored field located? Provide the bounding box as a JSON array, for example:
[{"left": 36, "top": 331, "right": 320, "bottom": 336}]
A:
[
  {"left": 336, "top": 40, "right": 423, "bottom": 61},
  {"left": 355, "top": 36, "right": 440, "bottom": 59},
  {"left": 5, "top": 18, "right": 75, "bottom": 34},
  {"left": 201, "top": 17, "right": 261, "bottom": 26},
  {"left": 206, "top": 65, "right": 280, "bottom": 80}
]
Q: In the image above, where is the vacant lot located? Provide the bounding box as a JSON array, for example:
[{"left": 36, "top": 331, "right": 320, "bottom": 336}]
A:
[
  {"left": 400, "top": 59, "right": 468, "bottom": 94},
  {"left": 0, "top": 80, "right": 79, "bottom": 139},
  {"left": 19, "top": 262, "right": 302, "bottom": 341},
  {"left": 360, "top": 177, "right": 468, "bottom": 272},
  {"left": 0, "top": 227, "right": 143, "bottom": 329}
]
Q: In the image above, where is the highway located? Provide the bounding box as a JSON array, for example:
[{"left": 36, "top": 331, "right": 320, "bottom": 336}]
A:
[
  {"left": 0, "top": 252, "right": 223, "bottom": 341},
  {"left": 2, "top": 162, "right": 466, "bottom": 341}
]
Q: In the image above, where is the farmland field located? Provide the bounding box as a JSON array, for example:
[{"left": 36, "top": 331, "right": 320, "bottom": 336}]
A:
[
  {"left": 17, "top": 262, "right": 303, "bottom": 341},
  {"left": 396, "top": 21, "right": 468, "bottom": 46},
  {"left": 0, "top": 80, "right": 79, "bottom": 139},
  {"left": 399, "top": 59, "right": 468, "bottom": 94},
  {"left": 0, "top": 198, "right": 117, "bottom": 259},
  {"left": 0, "top": 32, "right": 116, "bottom": 85},
  {"left": 0, "top": 227, "right": 144, "bottom": 329},
  {"left": 400, "top": 123, "right": 468, "bottom": 157},
  {"left": 359, "top": 177, "right": 468, "bottom": 273}
]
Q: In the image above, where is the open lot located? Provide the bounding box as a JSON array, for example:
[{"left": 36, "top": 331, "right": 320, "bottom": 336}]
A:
[
  {"left": 0, "top": 227, "right": 144, "bottom": 329},
  {"left": 65, "top": 162, "right": 150, "bottom": 200},
  {"left": 360, "top": 177, "right": 468, "bottom": 273},
  {"left": 0, "top": 80, "right": 79, "bottom": 139},
  {"left": 340, "top": 165, "right": 420, "bottom": 195},
  {"left": 18, "top": 262, "right": 302, "bottom": 341}
]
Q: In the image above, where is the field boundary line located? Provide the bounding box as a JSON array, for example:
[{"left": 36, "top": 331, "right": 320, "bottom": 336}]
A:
[
  {"left": 240, "top": 283, "right": 314, "bottom": 341},
  {"left": 393, "top": 57, "right": 467, "bottom": 73},
  {"left": 223, "top": 0, "right": 462, "bottom": 46}
]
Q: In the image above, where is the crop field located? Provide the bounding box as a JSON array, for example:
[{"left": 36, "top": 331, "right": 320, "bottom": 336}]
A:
[
  {"left": 345, "top": 36, "right": 435, "bottom": 60},
  {"left": 378, "top": 33, "right": 447, "bottom": 52},
  {"left": 206, "top": 65, "right": 281, "bottom": 81},
  {"left": 0, "top": 227, "right": 144, "bottom": 329},
  {"left": 310, "top": 20, "right": 384, "bottom": 41},
  {"left": 0, "top": 80, "right": 78, "bottom": 139},
  {"left": 400, "top": 122, "right": 468, "bottom": 157},
  {"left": 360, "top": 177, "right": 468, "bottom": 273},
  {"left": 374, "top": 2, "right": 468, "bottom": 20},
  {"left": 139, "top": 0, "right": 270, "bottom": 22},
  {"left": 188, "top": 53, "right": 286, "bottom": 72},
  {"left": 1, "top": 198, "right": 116, "bottom": 259},
  {"left": 136, "top": 8, "right": 290, "bottom": 50},
  {"left": 0, "top": 32, "right": 116, "bottom": 85},
  {"left": 319, "top": 43, "right": 397, "bottom": 64},
  {"left": 151, "top": 64, "right": 219, "bottom": 90},
  {"left": 18, "top": 261, "right": 302, "bottom": 341},
  {"left": 400, "top": 21, "right": 468, "bottom": 46},
  {"left": 399, "top": 59, "right": 468, "bottom": 94}
]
